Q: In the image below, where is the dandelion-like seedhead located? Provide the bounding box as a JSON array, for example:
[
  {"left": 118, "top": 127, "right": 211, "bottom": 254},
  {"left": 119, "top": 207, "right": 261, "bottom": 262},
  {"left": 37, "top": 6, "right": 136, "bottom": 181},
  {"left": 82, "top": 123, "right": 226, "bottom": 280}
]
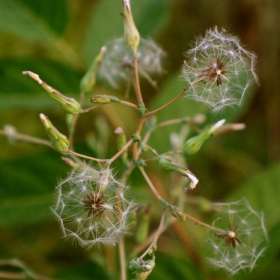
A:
[
  {"left": 206, "top": 199, "right": 268, "bottom": 275},
  {"left": 98, "top": 37, "right": 165, "bottom": 88},
  {"left": 182, "top": 27, "right": 258, "bottom": 112},
  {"left": 52, "top": 164, "right": 135, "bottom": 248}
]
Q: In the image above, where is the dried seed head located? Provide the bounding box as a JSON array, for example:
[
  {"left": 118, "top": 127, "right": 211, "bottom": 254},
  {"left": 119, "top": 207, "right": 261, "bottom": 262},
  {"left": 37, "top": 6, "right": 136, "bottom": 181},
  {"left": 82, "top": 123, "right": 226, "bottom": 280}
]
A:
[
  {"left": 182, "top": 27, "right": 259, "bottom": 112},
  {"left": 52, "top": 164, "right": 135, "bottom": 248},
  {"left": 98, "top": 38, "right": 165, "bottom": 89},
  {"left": 206, "top": 199, "right": 268, "bottom": 275}
]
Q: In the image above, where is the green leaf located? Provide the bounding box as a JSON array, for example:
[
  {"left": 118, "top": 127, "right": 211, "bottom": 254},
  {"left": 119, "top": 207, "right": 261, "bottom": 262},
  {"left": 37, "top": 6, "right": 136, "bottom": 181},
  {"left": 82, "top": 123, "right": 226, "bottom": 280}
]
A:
[{"left": 0, "top": 0, "right": 68, "bottom": 43}]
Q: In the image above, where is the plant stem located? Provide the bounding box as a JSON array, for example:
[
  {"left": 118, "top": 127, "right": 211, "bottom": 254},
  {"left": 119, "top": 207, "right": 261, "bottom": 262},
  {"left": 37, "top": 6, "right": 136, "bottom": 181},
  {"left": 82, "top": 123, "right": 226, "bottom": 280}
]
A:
[
  {"left": 110, "top": 139, "right": 133, "bottom": 162},
  {"left": 139, "top": 167, "right": 162, "bottom": 200},
  {"left": 81, "top": 100, "right": 138, "bottom": 113},
  {"left": 66, "top": 150, "right": 107, "bottom": 162},
  {"left": 182, "top": 212, "right": 224, "bottom": 234},
  {"left": 133, "top": 58, "right": 143, "bottom": 104},
  {"left": 140, "top": 210, "right": 166, "bottom": 259},
  {"left": 134, "top": 215, "right": 176, "bottom": 255},
  {"left": 119, "top": 236, "right": 127, "bottom": 280},
  {"left": 144, "top": 91, "right": 186, "bottom": 118},
  {"left": 120, "top": 100, "right": 139, "bottom": 109},
  {"left": 0, "top": 130, "right": 52, "bottom": 148}
]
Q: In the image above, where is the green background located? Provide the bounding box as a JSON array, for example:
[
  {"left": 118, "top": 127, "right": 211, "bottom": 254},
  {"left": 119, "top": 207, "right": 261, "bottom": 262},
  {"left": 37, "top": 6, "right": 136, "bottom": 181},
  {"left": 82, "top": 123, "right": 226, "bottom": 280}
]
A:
[{"left": 0, "top": 0, "right": 280, "bottom": 279}]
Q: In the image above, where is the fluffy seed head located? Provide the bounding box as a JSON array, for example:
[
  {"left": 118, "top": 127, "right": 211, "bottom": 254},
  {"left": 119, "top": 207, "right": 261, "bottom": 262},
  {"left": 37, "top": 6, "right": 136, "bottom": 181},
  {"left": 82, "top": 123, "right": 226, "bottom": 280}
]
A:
[
  {"left": 206, "top": 199, "right": 268, "bottom": 275},
  {"left": 98, "top": 38, "right": 165, "bottom": 89},
  {"left": 182, "top": 27, "right": 259, "bottom": 112},
  {"left": 52, "top": 164, "right": 135, "bottom": 248}
]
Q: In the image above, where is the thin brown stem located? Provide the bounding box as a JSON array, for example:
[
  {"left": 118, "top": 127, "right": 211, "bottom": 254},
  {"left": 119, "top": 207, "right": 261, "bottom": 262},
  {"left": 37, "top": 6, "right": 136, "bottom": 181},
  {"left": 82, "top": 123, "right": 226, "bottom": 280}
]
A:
[
  {"left": 134, "top": 215, "right": 176, "bottom": 255},
  {"left": 133, "top": 58, "right": 143, "bottom": 104},
  {"left": 66, "top": 150, "right": 107, "bottom": 162},
  {"left": 119, "top": 236, "right": 127, "bottom": 280},
  {"left": 81, "top": 105, "right": 100, "bottom": 113},
  {"left": 139, "top": 167, "right": 162, "bottom": 200},
  {"left": 120, "top": 100, "right": 139, "bottom": 109},
  {"left": 132, "top": 118, "right": 146, "bottom": 159},
  {"left": 144, "top": 91, "right": 186, "bottom": 118},
  {"left": 81, "top": 101, "right": 138, "bottom": 113},
  {"left": 157, "top": 117, "right": 191, "bottom": 128},
  {"left": 140, "top": 210, "right": 166, "bottom": 259},
  {"left": 0, "top": 130, "right": 52, "bottom": 148},
  {"left": 182, "top": 212, "right": 224, "bottom": 234},
  {"left": 110, "top": 139, "right": 133, "bottom": 162}
]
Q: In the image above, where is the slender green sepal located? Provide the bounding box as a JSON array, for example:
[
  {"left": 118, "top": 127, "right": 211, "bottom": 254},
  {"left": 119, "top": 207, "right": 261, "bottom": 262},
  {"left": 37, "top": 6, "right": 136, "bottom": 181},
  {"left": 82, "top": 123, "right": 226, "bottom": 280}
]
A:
[{"left": 183, "top": 119, "right": 225, "bottom": 154}]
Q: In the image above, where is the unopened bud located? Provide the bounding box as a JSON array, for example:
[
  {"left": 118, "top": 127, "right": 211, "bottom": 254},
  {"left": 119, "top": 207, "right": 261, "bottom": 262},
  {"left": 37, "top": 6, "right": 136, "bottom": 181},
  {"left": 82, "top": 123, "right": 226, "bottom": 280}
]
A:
[
  {"left": 121, "top": 0, "right": 140, "bottom": 54},
  {"left": 40, "top": 113, "right": 69, "bottom": 153},
  {"left": 158, "top": 156, "right": 198, "bottom": 190},
  {"left": 23, "top": 71, "right": 81, "bottom": 114},
  {"left": 183, "top": 119, "right": 225, "bottom": 154},
  {"left": 129, "top": 258, "right": 155, "bottom": 280},
  {"left": 80, "top": 46, "right": 106, "bottom": 93},
  {"left": 90, "top": 94, "right": 120, "bottom": 104}
]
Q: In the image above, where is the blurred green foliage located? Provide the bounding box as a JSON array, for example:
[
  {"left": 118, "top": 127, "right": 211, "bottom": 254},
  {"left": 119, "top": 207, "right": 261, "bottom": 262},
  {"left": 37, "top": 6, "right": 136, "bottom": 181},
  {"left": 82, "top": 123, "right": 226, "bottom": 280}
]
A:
[{"left": 0, "top": 0, "right": 280, "bottom": 279}]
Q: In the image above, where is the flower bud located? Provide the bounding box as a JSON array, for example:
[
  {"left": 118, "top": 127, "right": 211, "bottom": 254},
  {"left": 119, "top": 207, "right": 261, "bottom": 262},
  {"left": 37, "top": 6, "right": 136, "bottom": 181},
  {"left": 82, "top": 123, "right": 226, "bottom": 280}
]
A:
[
  {"left": 90, "top": 94, "right": 120, "bottom": 104},
  {"left": 80, "top": 46, "right": 106, "bottom": 93},
  {"left": 129, "top": 258, "right": 155, "bottom": 280},
  {"left": 121, "top": 0, "right": 140, "bottom": 54},
  {"left": 183, "top": 119, "right": 225, "bottom": 154},
  {"left": 23, "top": 71, "right": 81, "bottom": 114},
  {"left": 40, "top": 113, "right": 69, "bottom": 153},
  {"left": 158, "top": 156, "right": 199, "bottom": 190}
]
